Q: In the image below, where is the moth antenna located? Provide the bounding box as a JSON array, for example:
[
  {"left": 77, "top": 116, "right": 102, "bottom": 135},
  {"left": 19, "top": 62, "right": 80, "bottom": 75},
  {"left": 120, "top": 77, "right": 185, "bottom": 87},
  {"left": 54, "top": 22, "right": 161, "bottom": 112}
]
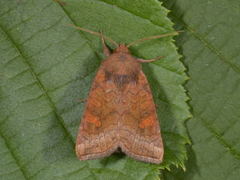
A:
[
  {"left": 127, "top": 31, "right": 183, "bottom": 47},
  {"left": 68, "top": 24, "right": 119, "bottom": 48}
]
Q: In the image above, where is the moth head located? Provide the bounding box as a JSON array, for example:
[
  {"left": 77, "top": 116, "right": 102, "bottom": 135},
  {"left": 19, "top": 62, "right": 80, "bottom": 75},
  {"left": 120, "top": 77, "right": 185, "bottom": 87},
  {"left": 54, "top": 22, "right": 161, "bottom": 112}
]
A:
[{"left": 114, "top": 44, "right": 129, "bottom": 54}]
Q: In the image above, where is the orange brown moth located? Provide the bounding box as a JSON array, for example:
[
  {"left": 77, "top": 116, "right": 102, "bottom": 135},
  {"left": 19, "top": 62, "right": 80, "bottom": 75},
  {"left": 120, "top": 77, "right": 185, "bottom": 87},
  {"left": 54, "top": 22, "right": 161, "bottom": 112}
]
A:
[{"left": 72, "top": 25, "right": 179, "bottom": 164}]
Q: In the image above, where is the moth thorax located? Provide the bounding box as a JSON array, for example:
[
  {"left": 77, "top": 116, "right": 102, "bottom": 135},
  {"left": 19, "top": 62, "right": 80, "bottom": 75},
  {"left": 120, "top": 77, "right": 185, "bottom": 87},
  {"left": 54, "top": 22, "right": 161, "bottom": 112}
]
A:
[{"left": 105, "top": 70, "right": 139, "bottom": 89}]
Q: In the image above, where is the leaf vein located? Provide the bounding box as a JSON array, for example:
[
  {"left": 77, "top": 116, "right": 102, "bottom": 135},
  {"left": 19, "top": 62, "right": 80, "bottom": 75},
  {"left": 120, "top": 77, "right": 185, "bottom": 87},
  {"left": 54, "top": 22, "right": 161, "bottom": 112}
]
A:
[
  {"left": 98, "top": 0, "right": 167, "bottom": 32},
  {"left": 199, "top": 116, "right": 240, "bottom": 160},
  {"left": 169, "top": 14, "right": 240, "bottom": 75},
  {"left": 37, "top": 42, "right": 88, "bottom": 77},
  {"left": 19, "top": 15, "right": 65, "bottom": 46},
  {"left": 0, "top": 131, "right": 28, "bottom": 179},
  {"left": 0, "top": 16, "right": 75, "bottom": 150}
]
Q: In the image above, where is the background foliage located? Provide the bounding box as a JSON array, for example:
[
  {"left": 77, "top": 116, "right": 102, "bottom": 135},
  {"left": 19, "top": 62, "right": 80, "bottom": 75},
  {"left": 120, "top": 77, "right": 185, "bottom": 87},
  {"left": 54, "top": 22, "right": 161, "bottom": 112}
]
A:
[
  {"left": 161, "top": 0, "right": 240, "bottom": 179},
  {"left": 0, "top": 0, "right": 239, "bottom": 180}
]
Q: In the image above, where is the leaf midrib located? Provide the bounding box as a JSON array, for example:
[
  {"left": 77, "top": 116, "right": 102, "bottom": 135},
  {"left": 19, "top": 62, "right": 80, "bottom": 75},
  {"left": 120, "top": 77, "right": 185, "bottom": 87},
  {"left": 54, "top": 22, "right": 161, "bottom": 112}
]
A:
[{"left": 0, "top": 17, "right": 74, "bottom": 179}]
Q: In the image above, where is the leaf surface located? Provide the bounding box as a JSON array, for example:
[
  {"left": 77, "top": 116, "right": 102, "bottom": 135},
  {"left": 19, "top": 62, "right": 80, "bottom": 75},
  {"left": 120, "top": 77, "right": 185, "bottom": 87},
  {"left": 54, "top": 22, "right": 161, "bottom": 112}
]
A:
[{"left": 0, "top": 0, "right": 189, "bottom": 179}]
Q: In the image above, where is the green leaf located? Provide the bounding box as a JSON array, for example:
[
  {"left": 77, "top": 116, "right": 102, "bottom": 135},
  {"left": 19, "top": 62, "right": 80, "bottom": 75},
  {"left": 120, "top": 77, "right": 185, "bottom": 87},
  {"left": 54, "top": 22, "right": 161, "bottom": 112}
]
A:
[
  {"left": 0, "top": 0, "right": 189, "bottom": 179},
  {"left": 161, "top": 0, "right": 240, "bottom": 179}
]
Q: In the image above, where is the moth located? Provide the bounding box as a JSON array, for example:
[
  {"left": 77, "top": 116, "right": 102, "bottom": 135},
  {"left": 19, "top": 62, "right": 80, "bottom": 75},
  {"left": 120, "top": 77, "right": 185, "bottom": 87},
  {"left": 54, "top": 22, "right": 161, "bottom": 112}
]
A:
[{"left": 73, "top": 25, "right": 178, "bottom": 163}]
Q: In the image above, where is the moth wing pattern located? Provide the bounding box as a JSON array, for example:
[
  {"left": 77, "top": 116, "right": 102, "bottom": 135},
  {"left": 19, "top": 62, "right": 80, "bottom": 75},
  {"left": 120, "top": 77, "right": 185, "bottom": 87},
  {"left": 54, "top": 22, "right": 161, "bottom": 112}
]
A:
[
  {"left": 75, "top": 67, "right": 120, "bottom": 160},
  {"left": 76, "top": 68, "right": 164, "bottom": 163},
  {"left": 75, "top": 43, "right": 164, "bottom": 163},
  {"left": 119, "top": 71, "right": 163, "bottom": 163}
]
